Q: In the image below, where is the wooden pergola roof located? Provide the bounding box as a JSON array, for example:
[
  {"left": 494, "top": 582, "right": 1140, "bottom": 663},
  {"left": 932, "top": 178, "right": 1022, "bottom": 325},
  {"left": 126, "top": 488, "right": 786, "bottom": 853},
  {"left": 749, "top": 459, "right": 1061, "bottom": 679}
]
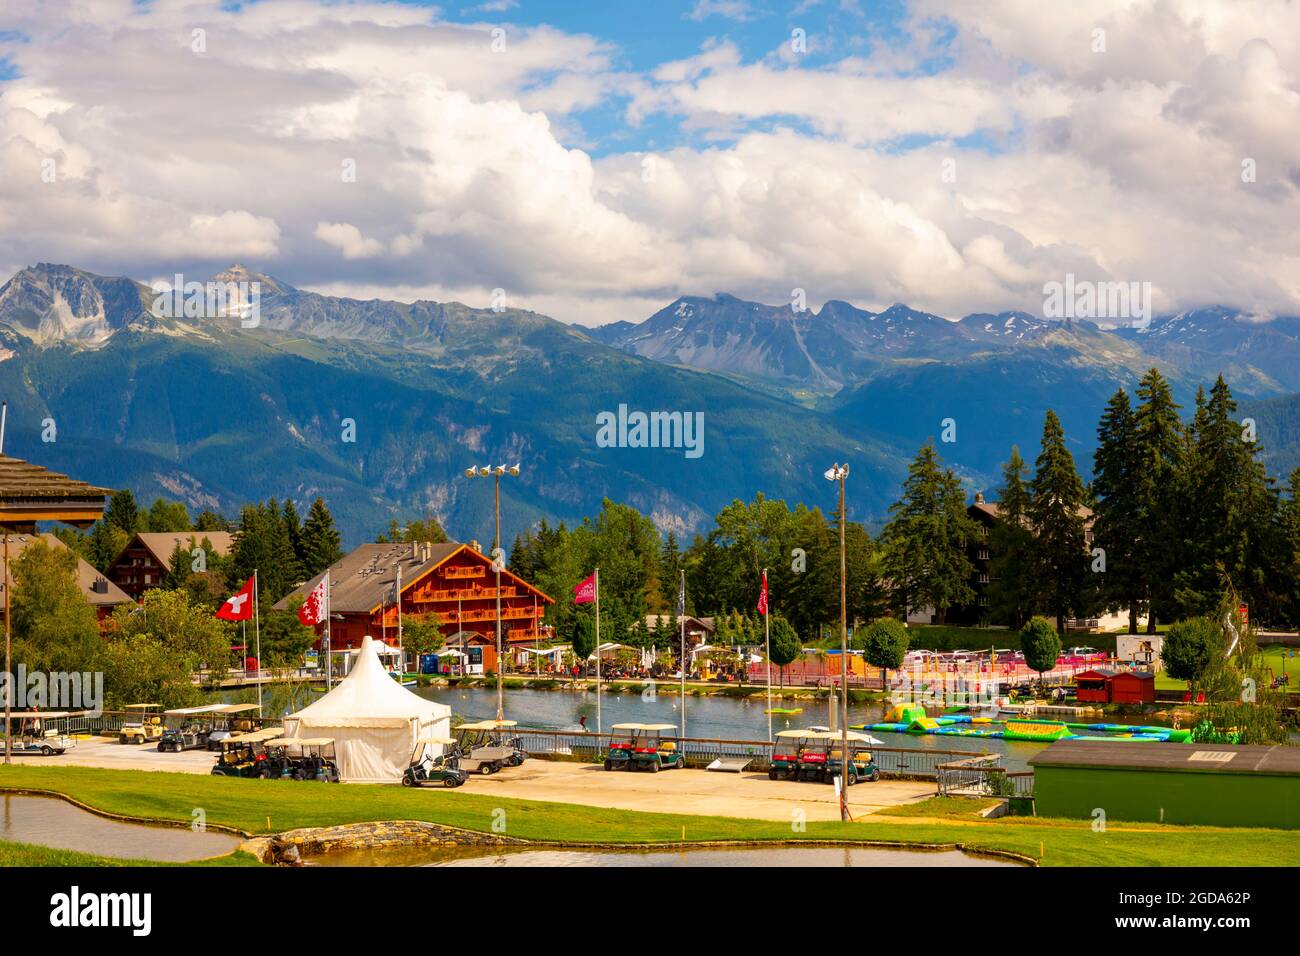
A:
[{"left": 0, "top": 454, "right": 112, "bottom": 531}]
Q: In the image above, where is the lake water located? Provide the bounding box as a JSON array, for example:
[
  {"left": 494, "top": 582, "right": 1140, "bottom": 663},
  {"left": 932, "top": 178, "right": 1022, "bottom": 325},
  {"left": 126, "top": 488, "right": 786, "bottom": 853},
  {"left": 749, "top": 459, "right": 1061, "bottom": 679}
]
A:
[
  {"left": 0, "top": 794, "right": 242, "bottom": 862},
  {"left": 314, "top": 843, "right": 1020, "bottom": 867}
]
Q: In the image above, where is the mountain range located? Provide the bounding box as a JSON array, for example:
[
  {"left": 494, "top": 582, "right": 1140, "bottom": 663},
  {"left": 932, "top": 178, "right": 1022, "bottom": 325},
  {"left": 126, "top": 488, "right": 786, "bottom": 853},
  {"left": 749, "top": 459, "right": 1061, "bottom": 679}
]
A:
[{"left": 2, "top": 263, "right": 1297, "bottom": 547}]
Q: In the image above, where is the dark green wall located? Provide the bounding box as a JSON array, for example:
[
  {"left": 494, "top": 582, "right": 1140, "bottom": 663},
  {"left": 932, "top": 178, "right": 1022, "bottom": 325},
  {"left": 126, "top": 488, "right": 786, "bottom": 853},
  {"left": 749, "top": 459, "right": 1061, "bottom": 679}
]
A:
[{"left": 1034, "top": 767, "right": 1300, "bottom": 829}]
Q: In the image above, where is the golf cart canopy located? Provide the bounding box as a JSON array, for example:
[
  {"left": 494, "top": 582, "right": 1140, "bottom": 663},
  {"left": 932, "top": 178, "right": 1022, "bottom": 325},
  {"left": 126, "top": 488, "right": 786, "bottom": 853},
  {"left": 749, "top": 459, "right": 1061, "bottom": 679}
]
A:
[
  {"left": 164, "top": 704, "right": 229, "bottom": 716},
  {"left": 610, "top": 722, "right": 644, "bottom": 732},
  {"left": 5, "top": 711, "right": 87, "bottom": 720},
  {"left": 638, "top": 724, "right": 676, "bottom": 732},
  {"left": 215, "top": 704, "right": 260, "bottom": 714},
  {"left": 416, "top": 737, "right": 458, "bottom": 746},
  {"left": 228, "top": 728, "right": 283, "bottom": 745},
  {"left": 263, "top": 737, "right": 305, "bottom": 748}
]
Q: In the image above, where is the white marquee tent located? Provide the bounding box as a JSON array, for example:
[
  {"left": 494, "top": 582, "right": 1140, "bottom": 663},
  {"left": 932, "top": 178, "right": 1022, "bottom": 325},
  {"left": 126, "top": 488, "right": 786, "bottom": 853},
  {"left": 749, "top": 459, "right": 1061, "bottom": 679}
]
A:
[{"left": 283, "top": 635, "right": 451, "bottom": 783}]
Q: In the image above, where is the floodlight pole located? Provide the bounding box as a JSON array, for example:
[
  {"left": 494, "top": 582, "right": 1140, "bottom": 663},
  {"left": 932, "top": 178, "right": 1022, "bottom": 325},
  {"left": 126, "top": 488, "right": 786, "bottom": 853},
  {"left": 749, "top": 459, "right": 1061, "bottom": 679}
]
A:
[
  {"left": 3, "top": 533, "right": 9, "bottom": 765},
  {"left": 825, "top": 463, "right": 851, "bottom": 822}
]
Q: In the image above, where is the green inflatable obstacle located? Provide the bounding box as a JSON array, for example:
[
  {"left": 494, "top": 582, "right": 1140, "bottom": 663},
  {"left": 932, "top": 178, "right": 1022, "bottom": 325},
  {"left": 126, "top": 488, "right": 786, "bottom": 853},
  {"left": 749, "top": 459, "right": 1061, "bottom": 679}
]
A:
[{"left": 1001, "top": 719, "right": 1074, "bottom": 742}]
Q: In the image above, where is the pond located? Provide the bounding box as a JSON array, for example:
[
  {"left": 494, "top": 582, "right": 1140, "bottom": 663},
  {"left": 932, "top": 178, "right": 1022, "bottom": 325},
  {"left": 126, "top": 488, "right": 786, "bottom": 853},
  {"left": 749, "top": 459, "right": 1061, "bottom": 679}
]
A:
[
  {"left": 0, "top": 794, "right": 243, "bottom": 862},
  {"left": 313, "top": 843, "right": 1021, "bottom": 867}
]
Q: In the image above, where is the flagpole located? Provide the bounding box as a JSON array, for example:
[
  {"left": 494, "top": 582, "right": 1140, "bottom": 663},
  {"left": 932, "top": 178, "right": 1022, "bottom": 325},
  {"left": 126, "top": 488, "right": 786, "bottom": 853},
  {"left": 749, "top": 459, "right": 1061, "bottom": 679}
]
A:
[
  {"left": 254, "top": 568, "right": 263, "bottom": 718},
  {"left": 679, "top": 569, "right": 686, "bottom": 739},
  {"left": 764, "top": 568, "right": 772, "bottom": 743},
  {"left": 396, "top": 563, "right": 404, "bottom": 676},
  {"left": 324, "top": 570, "right": 332, "bottom": 690},
  {"left": 595, "top": 567, "right": 601, "bottom": 734}
]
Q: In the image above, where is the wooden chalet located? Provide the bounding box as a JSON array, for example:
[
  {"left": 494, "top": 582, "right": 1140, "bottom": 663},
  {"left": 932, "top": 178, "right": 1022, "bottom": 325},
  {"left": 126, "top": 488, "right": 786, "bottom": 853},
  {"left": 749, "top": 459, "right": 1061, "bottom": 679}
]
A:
[
  {"left": 0, "top": 533, "right": 132, "bottom": 625},
  {"left": 275, "top": 541, "right": 555, "bottom": 672},
  {"left": 106, "top": 531, "right": 235, "bottom": 602}
]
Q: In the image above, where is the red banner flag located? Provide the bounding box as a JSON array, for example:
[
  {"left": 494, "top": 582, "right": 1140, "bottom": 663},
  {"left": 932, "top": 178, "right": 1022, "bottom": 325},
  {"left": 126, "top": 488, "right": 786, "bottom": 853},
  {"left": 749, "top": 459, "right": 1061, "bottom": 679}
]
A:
[
  {"left": 573, "top": 572, "right": 596, "bottom": 605},
  {"left": 216, "top": 576, "right": 256, "bottom": 621},
  {"left": 298, "top": 575, "right": 328, "bottom": 626},
  {"left": 757, "top": 570, "right": 768, "bottom": 616}
]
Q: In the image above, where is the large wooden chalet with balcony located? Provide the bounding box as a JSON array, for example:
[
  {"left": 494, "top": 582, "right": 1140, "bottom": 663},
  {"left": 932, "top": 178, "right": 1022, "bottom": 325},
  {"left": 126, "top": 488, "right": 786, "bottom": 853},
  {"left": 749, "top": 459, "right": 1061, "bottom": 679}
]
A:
[{"left": 274, "top": 540, "right": 554, "bottom": 672}]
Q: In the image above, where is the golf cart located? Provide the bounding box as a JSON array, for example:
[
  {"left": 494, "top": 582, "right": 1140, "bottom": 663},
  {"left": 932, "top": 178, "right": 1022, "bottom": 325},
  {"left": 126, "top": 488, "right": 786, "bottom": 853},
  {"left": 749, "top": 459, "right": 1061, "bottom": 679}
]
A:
[
  {"left": 401, "top": 736, "right": 469, "bottom": 788},
  {"left": 769, "top": 728, "right": 815, "bottom": 780},
  {"left": 603, "top": 722, "right": 641, "bottom": 771},
  {"left": 119, "top": 703, "right": 163, "bottom": 745},
  {"left": 795, "top": 731, "right": 833, "bottom": 782},
  {"left": 630, "top": 723, "right": 685, "bottom": 772},
  {"left": 210, "top": 727, "right": 281, "bottom": 778},
  {"left": 824, "top": 731, "right": 881, "bottom": 786},
  {"left": 4, "top": 712, "right": 82, "bottom": 755},
  {"left": 454, "top": 720, "right": 519, "bottom": 775},
  {"left": 206, "top": 703, "right": 263, "bottom": 751},
  {"left": 158, "top": 704, "right": 227, "bottom": 752},
  {"left": 482, "top": 719, "right": 526, "bottom": 766},
  {"left": 261, "top": 737, "right": 341, "bottom": 783}
]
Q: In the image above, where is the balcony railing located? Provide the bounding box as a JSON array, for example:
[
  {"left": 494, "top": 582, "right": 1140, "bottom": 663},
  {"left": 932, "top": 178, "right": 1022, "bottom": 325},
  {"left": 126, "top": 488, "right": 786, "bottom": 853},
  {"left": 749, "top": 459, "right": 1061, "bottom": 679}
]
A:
[{"left": 443, "top": 566, "right": 485, "bottom": 579}]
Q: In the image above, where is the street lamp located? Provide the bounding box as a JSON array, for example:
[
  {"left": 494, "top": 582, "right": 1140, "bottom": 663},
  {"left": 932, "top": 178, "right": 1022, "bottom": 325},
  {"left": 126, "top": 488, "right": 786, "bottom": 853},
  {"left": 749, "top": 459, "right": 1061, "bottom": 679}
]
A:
[
  {"left": 824, "top": 462, "right": 850, "bottom": 822},
  {"left": 463, "top": 462, "right": 521, "bottom": 721}
]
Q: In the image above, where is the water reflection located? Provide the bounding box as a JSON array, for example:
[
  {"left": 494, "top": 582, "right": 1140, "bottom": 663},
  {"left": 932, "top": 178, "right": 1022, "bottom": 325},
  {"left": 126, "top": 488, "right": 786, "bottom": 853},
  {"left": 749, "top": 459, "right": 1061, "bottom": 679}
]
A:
[
  {"left": 314, "top": 843, "right": 1020, "bottom": 867},
  {"left": 0, "top": 795, "right": 242, "bottom": 862}
]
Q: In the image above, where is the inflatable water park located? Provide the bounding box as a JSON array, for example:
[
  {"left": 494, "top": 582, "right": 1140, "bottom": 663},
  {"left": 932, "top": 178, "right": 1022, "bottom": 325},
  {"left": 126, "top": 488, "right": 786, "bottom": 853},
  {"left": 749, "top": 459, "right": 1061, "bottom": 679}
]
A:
[{"left": 853, "top": 704, "right": 1194, "bottom": 744}]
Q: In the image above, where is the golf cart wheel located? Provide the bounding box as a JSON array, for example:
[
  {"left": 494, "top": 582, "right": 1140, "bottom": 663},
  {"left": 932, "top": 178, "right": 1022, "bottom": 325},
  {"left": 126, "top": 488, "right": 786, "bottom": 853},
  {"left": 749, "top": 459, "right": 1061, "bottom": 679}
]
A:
[
  {"left": 649, "top": 762, "right": 660, "bottom": 773},
  {"left": 768, "top": 769, "right": 778, "bottom": 780},
  {"left": 443, "top": 776, "right": 461, "bottom": 788},
  {"left": 401, "top": 774, "right": 414, "bottom": 787},
  {"left": 869, "top": 768, "right": 880, "bottom": 783},
  {"left": 41, "top": 745, "right": 53, "bottom": 756},
  {"left": 479, "top": 764, "right": 493, "bottom": 775},
  {"left": 604, "top": 759, "right": 613, "bottom": 771}
]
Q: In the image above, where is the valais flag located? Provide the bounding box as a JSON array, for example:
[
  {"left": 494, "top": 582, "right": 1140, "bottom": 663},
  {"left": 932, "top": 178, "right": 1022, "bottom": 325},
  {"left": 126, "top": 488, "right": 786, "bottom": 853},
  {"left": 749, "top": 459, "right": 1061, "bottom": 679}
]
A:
[
  {"left": 216, "top": 576, "right": 255, "bottom": 621},
  {"left": 573, "top": 572, "right": 596, "bottom": 605},
  {"left": 297, "top": 575, "right": 328, "bottom": 626},
  {"left": 757, "top": 570, "right": 768, "bottom": 616}
]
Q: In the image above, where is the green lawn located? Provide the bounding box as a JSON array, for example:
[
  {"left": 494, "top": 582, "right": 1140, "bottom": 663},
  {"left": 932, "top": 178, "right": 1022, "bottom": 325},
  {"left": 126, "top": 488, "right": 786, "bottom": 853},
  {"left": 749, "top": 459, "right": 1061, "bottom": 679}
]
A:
[
  {"left": 0, "top": 841, "right": 261, "bottom": 867},
  {"left": 877, "top": 796, "right": 1003, "bottom": 819},
  {"left": 2, "top": 764, "right": 1297, "bottom": 867}
]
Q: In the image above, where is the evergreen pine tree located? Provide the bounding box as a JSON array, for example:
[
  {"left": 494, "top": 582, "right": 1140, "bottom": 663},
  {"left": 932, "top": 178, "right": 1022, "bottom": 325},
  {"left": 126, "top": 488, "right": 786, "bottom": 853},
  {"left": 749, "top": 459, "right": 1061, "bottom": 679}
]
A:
[
  {"left": 1092, "top": 388, "right": 1144, "bottom": 632},
  {"left": 104, "top": 490, "right": 140, "bottom": 535},
  {"left": 987, "top": 446, "right": 1034, "bottom": 628},
  {"left": 1134, "top": 368, "right": 1184, "bottom": 631},
  {"left": 1029, "top": 410, "right": 1089, "bottom": 634},
  {"left": 300, "top": 497, "right": 344, "bottom": 578},
  {"left": 881, "top": 442, "right": 978, "bottom": 623}
]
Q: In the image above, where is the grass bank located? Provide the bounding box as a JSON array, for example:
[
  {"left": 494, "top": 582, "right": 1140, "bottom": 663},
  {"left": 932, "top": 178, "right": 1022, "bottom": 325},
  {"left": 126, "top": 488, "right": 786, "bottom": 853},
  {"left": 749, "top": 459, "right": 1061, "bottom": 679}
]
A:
[{"left": 2, "top": 765, "right": 1295, "bottom": 867}]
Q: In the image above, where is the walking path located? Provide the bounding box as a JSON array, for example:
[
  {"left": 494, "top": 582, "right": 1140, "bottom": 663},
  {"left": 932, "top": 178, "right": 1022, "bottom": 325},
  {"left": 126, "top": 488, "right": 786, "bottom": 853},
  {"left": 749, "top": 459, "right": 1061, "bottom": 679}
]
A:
[{"left": 8, "top": 740, "right": 935, "bottom": 823}]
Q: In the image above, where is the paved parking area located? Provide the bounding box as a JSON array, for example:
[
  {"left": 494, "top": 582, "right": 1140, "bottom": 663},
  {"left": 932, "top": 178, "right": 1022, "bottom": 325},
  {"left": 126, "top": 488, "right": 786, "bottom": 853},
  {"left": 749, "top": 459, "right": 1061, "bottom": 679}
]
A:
[
  {"left": 8, "top": 740, "right": 936, "bottom": 822},
  {"left": 5, "top": 737, "right": 216, "bottom": 774},
  {"left": 463, "top": 759, "right": 936, "bottom": 822}
]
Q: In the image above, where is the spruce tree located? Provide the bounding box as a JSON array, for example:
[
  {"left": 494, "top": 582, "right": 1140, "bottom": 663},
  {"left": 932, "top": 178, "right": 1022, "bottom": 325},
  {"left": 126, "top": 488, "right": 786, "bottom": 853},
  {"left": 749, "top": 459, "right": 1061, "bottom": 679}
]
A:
[
  {"left": 1092, "top": 388, "right": 1144, "bottom": 631},
  {"left": 1134, "top": 368, "right": 1183, "bottom": 631},
  {"left": 881, "top": 442, "right": 978, "bottom": 623},
  {"left": 300, "top": 497, "right": 343, "bottom": 577},
  {"left": 1028, "top": 410, "right": 1089, "bottom": 634},
  {"left": 1172, "top": 377, "right": 1279, "bottom": 618},
  {"left": 104, "top": 490, "right": 140, "bottom": 535},
  {"left": 987, "top": 446, "right": 1034, "bottom": 628}
]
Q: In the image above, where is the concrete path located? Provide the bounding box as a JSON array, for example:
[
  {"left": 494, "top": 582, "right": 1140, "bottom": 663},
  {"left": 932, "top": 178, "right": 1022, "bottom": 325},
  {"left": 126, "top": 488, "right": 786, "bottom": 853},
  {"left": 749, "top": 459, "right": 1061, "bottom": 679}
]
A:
[
  {"left": 8, "top": 740, "right": 936, "bottom": 823},
  {"left": 464, "top": 759, "right": 935, "bottom": 822}
]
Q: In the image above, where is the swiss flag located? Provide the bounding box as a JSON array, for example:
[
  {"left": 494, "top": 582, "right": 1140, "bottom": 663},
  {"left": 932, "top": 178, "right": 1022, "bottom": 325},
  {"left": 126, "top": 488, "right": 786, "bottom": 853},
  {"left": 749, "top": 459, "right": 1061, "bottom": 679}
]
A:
[
  {"left": 757, "top": 570, "right": 768, "bottom": 616},
  {"left": 297, "top": 575, "right": 329, "bottom": 627},
  {"left": 216, "top": 576, "right": 256, "bottom": 621},
  {"left": 573, "top": 572, "right": 596, "bottom": 605}
]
